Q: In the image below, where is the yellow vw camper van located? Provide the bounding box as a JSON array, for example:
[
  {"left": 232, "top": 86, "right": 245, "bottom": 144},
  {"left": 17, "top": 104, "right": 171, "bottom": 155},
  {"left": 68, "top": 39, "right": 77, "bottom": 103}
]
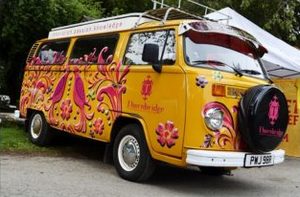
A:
[{"left": 20, "top": 2, "right": 289, "bottom": 182}]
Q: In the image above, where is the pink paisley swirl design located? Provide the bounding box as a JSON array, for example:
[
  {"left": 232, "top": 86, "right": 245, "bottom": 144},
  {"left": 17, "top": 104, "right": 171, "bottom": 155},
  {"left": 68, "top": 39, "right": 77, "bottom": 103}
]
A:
[
  {"left": 73, "top": 69, "right": 94, "bottom": 133},
  {"left": 20, "top": 71, "right": 55, "bottom": 116},
  {"left": 97, "top": 47, "right": 113, "bottom": 65},
  {"left": 88, "top": 57, "right": 129, "bottom": 121},
  {"left": 45, "top": 72, "right": 70, "bottom": 125},
  {"left": 202, "top": 102, "right": 239, "bottom": 150}
]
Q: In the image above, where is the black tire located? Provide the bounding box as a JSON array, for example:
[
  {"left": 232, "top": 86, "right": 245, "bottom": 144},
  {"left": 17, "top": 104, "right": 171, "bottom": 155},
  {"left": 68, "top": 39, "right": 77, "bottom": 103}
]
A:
[
  {"left": 199, "top": 167, "right": 231, "bottom": 176},
  {"left": 113, "top": 124, "right": 156, "bottom": 182},
  {"left": 28, "top": 112, "right": 53, "bottom": 146}
]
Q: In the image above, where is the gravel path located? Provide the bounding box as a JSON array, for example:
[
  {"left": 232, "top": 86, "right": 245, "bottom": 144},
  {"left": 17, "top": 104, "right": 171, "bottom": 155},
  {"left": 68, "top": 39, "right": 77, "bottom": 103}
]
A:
[{"left": 1, "top": 155, "right": 299, "bottom": 197}]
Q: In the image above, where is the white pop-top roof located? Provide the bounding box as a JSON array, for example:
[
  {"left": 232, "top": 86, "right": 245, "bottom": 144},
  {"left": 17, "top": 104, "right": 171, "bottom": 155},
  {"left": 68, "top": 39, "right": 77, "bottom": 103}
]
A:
[{"left": 48, "top": 13, "right": 156, "bottom": 39}]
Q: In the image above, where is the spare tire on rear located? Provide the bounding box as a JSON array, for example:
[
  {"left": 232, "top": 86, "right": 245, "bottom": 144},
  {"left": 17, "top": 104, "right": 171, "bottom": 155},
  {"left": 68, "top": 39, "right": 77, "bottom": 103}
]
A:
[{"left": 238, "top": 85, "right": 288, "bottom": 153}]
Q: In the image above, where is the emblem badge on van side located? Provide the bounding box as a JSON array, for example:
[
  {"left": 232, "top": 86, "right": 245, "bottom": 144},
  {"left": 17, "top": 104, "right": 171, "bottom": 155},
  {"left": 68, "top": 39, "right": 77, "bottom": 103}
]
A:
[
  {"left": 268, "top": 95, "right": 280, "bottom": 125},
  {"left": 141, "top": 75, "right": 153, "bottom": 100}
]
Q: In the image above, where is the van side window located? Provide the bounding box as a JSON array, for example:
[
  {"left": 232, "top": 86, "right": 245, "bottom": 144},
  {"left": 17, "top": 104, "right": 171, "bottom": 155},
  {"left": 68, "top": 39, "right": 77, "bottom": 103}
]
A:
[
  {"left": 124, "top": 30, "right": 176, "bottom": 65},
  {"left": 69, "top": 36, "right": 118, "bottom": 65},
  {"left": 34, "top": 41, "right": 69, "bottom": 65}
]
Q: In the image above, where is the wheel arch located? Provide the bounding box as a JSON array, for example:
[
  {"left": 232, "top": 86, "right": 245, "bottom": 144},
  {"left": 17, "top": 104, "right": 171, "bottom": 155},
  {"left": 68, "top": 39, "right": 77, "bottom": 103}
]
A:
[
  {"left": 109, "top": 115, "right": 186, "bottom": 167},
  {"left": 26, "top": 109, "right": 54, "bottom": 146},
  {"left": 25, "top": 108, "right": 41, "bottom": 132},
  {"left": 110, "top": 115, "right": 153, "bottom": 157}
]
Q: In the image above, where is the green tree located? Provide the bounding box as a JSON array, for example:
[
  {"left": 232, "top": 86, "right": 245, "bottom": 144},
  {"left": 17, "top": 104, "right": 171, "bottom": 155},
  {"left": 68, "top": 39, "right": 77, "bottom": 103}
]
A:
[
  {"left": 0, "top": 0, "right": 103, "bottom": 103},
  {"left": 101, "top": 0, "right": 152, "bottom": 16},
  {"left": 99, "top": 0, "right": 300, "bottom": 54},
  {"left": 142, "top": 0, "right": 299, "bottom": 46},
  {"left": 295, "top": 2, "right": 300, "bottom": 47},
  {"left": 201, "top": 0, "right": 299, "bottom": 46}
]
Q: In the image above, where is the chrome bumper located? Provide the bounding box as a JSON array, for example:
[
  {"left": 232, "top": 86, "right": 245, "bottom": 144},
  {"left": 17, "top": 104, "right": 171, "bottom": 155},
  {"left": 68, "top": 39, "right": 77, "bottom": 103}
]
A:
[{"left": 186, "top": 149, "right": 285, "bottom": 167}]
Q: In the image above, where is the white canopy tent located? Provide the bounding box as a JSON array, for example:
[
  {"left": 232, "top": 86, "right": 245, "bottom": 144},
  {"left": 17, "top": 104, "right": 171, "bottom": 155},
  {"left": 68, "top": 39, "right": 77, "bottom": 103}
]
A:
[{"left": 205, "top": 7, "right": 300, "bottom": 78}]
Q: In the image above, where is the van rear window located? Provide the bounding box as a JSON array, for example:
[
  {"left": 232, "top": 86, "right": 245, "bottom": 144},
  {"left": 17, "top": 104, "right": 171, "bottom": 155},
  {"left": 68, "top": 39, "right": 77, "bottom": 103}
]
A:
[
  {"left": 69, "top": 36, "right": 118, "bottom": 65},
  {"left": 33, "top": 40, "right": 69, "bottom": 65}
]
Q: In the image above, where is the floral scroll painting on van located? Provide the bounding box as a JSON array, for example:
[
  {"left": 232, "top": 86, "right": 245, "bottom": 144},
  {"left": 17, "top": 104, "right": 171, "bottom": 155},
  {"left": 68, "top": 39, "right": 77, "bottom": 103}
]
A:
[{"left": 201, "top": 102, "right": 240, "bottom": 150}]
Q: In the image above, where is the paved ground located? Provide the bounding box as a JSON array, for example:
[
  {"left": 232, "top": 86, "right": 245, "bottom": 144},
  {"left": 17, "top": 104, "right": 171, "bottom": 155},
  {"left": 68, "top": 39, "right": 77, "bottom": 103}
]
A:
[
  {"left": 0, "top": 112, "right": 25, "bottom": 125},
  {"left": 1, "top": 154, "right": 299, "bottom": 197}
]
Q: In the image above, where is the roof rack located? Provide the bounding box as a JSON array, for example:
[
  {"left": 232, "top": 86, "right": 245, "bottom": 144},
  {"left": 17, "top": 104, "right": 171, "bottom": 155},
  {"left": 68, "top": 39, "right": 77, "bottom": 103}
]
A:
[
  {"left": 48, "top": 13, "right": 158, "bottom": 39},
  {"left": 134, "top": 0, "right": 231, "bottom": 26},
  {"left": 48, "top": 0, "right": 231, "bottom": 39}
]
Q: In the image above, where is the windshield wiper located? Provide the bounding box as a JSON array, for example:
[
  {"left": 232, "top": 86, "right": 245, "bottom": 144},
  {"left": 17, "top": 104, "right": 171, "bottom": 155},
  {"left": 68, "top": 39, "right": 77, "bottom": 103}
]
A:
[
  {"left": 239, "top": 69, "right": 261, "bottom": 75},
  {"left": 191, "top": 60, "right": 243, "bottom": 77}
]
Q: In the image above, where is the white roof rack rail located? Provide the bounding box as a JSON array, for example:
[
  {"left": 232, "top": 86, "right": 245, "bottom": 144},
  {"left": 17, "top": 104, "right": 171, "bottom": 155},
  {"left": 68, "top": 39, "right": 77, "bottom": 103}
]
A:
[
  {"left": 150, "top": 0, "right": 231, "bottom": 23},
  {"left": 48, "top": 13, "right": 158, "bottom": 39},
  {"left": 48, "top": 0, "right": 231, "bottom": 39}
]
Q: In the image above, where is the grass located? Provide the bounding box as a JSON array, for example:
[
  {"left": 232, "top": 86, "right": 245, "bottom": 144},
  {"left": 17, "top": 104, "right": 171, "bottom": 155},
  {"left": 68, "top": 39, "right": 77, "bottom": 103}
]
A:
[
  {"left": 0, "top": 125, "right": 57, "bottom": 154},
  {"left": 0, "top": 124, "right": 106, "bottom": 159}
]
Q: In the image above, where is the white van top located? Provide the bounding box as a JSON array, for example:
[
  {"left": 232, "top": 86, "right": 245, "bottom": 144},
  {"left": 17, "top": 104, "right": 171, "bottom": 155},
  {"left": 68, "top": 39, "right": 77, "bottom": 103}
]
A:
[{"left": 48, "top": 13, "right": 156, "bottom": 39}]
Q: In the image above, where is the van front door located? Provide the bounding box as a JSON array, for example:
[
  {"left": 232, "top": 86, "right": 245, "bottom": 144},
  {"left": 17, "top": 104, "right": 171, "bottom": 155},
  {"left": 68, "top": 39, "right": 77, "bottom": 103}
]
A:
[{"left": 122, "top": 29, "right": 186, "bottom": 158}]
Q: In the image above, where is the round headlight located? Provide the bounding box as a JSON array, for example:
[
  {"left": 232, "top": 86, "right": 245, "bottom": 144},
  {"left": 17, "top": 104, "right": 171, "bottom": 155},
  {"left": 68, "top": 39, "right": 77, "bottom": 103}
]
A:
[{"left": 204, "top": 108, "right": 224, "bottom": 131}]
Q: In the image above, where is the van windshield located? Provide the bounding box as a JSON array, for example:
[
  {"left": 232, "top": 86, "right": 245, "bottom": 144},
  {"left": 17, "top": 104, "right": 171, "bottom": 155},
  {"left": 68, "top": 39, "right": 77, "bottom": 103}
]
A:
[{"left": 184, "top": 30, "right": 266, "bottom": 79}]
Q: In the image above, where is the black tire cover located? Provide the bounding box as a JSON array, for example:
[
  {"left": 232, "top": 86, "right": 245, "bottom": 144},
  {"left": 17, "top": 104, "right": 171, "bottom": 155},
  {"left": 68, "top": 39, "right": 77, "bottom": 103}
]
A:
[{"left": 238, "top": 85, "right": 288, "bottom": 153}]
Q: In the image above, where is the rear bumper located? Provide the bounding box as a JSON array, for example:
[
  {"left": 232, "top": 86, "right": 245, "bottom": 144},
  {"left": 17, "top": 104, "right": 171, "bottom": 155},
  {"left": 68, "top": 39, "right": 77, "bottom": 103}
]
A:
[{"left": 186, "top": 149, "right": 285, "bottom": 167}]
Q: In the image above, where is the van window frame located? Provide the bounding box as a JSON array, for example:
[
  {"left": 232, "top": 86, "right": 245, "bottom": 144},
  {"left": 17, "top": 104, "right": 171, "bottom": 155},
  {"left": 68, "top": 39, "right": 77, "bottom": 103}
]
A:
[
  {"left": 69, "top": 34, "right": 119, "bottom": 65},
  {"left": 182, "top": 35, "right": 269, "bottom": 80},
  {"left": 123, "top": 29, "right": 176, "bottom": 66},
  {"left": 32, "top": 39, "right": 70, "bottom": 66}
]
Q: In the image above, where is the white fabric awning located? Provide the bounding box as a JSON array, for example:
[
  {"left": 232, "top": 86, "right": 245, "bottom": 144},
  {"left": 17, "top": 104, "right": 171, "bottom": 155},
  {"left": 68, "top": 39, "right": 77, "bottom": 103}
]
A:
[{"left": 205, "top": 7, "right": 300, "bottom": 78}]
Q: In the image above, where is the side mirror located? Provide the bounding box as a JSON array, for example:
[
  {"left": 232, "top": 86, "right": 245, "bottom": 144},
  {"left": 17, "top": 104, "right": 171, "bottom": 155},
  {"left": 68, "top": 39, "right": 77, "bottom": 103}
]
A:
[{"left": 142, "top": 43, "right": 162, "bottom": 73}]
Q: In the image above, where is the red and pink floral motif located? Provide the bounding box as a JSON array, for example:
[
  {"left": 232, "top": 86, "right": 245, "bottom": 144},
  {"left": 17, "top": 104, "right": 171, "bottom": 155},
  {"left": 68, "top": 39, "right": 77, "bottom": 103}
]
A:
[
  {"left": 69, "top": 46, "right": 113, "bottom": 65},
  {"left": 20, "top": 71, "right": 55, "bottom": 116},
  {"left": 88, "top": 59, "right": 129, "bottom": 121},
  {"left": 73, "top": 69, "right": 94, "bottom": 133},
  {"left": 156, "top": 121, "right": 179, "bottom": 148},
  {"left": 60, "top": 99, "right": 72, "bottom": 120},
  {"left": 202, "top": 102, "right": 239, "bottom": 150},
  {"left": 21, "top": 46, "right": 129, "bottom": 138},
  {"left": 93, "top": 118, "right": 104, "bottom": 135},
  {"left": 30, "top": 51, "right": 66, "bottom": 65},
  {"left": 45, "top": 72, "right": 70, "bottom": 126}
]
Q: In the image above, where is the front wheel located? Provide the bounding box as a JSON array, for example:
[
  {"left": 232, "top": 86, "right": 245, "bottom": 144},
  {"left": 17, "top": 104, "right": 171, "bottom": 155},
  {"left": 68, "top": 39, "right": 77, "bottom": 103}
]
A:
[
  {"left": 113, "top": 124, "right": 155, "bottom": 182},
  {"left": 28, "top": 112, "right": 53, "bottom": 146}
]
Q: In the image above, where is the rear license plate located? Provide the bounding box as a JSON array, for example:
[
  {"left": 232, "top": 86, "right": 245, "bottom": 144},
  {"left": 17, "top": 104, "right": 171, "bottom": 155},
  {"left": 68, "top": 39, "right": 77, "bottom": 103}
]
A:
[{"left": 244, "top": 154, "right": 274, "bottom": 167}]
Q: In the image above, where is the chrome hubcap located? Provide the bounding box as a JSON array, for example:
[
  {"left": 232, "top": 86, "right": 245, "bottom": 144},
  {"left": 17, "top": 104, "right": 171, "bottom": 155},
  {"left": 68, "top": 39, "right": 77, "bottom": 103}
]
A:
[
  {"left": 118, "top": 135, "right": 140, "bottom": 171},
  {"left": 30, "top": 114, "right": 42, "bottom": 139}
]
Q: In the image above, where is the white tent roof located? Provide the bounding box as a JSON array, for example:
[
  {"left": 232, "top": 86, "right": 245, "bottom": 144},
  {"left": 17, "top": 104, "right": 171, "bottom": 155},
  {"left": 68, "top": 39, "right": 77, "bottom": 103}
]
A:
[{"left": 205, "top": 7, "right": 300, "bottom": 78}]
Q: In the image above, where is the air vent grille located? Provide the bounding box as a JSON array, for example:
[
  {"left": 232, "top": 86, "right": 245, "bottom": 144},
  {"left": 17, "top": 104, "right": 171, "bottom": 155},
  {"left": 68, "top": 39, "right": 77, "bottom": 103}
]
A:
[{"left": 26, "top": 43, "right": 40, "bottom": 63}]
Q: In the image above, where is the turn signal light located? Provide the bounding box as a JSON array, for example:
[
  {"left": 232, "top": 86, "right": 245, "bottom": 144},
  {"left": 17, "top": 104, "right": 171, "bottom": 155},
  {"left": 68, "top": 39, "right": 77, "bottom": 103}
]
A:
[{"left": 212, "top": 84, "right": 226, "bottom": 97}]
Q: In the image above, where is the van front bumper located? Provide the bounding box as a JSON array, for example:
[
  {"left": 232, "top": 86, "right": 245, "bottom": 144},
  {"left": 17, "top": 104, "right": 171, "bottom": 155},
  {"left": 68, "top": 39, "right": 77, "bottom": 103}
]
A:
[{"left": 186, "top": 149, "right": 285, "bottom": 167}]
